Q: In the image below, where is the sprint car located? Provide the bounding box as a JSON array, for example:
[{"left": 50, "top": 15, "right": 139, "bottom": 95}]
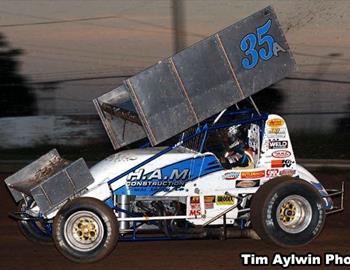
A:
[
  {"left": 4, "top": 6, "right": 344, "bottom": 263},
  {"left": 6, "top": 110, "right": 343, "bottom": 262}
]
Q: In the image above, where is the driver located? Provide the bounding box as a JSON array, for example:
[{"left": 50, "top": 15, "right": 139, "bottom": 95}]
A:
[{"left": 224, "top": 124, "right": 254, "bottom": 168}]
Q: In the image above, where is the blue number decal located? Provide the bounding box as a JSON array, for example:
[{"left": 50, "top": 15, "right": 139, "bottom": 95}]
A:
[
  {"left": 257, "top": 19, "right": 273, "bottom": 60},
  {"left": 240, "top": 33, "right": 258, "bottom": 70},
  {"left": 240, "top": 19, "right": 280, "bottom": 70}
]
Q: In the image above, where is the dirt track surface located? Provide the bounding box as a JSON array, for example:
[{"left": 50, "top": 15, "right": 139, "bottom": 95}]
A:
[{"left": 1, "top": 170, "right": 349, "bottom": 270}]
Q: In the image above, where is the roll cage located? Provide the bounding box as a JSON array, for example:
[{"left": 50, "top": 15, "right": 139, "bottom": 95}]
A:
[{"left": 107, "top": 108, "right": 268, "bottom": 187}]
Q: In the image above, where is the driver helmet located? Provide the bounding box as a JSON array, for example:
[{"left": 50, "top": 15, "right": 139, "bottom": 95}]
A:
[{"left": 227, "top": 124, "right": 241, "bottom": 148}]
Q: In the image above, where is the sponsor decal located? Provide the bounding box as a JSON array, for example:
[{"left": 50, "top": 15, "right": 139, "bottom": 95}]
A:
[
  {"left": 216, "top": 195, "right": 236, "bottom": 206},
  {"left": 223, "top": 171, "right": 240, "bottom": 180},
  {"left": 190, "top": 196, "right": 215, "bottom": 209},
  {"left": 267, "top": 118, "right": 285, "bottom": 128},
  {"left": 267, "top": 127, "right": 286, "bottom": 138},
  {"left": 268, "top": 140, "right": 288, "bottom": 149},
  {"left": 204, "top": 196, "right": 215, "bottom": 209},
  {"left": 236, "top": 180, "right": 260, "bottom": 188},
  {"left": 279, "top": 169, "right": 296, "bottom": 176},
  {"left": 190, "top": 196, "right": 200, "bottom": 211},
  {"left": 272, "top": 150, "right": 291, "bottom": 158},
  {"left": 266, "top": 169, "right": 279, "bottom": 178},
  {"left": 189, "top": 209, "right": 202, "bottom": 216},
  {"left": 271, "top": 159, "right": 294, "bottom": 168},
  {"left": 190, "top": 196, "right": 200, "bottom": 204},
  {"left": 241, "top": 170, "right": 265, "bottom": 179},
  {"left": 126, "top": 168, "right": 190, "bottom": 187}
]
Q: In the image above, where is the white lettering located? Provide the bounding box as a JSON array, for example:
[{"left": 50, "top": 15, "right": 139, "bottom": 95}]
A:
[
  {"left": 148, "top": 169, "right": 162, "bottom": 180},
  {"left": 325, "top": 253, "right": 350, "bottom": 265},
  {"left": 240, "top": 253, "right": 268, "bottom": 266},
  {"left": 273, "top": 42, "right": 286, "bottom": 56},
  {"left": 170, "top": 169, "right": 189, "bottom": 180},
  {"left": 126, "top": 169, "right": 144, "bottom": 180}
]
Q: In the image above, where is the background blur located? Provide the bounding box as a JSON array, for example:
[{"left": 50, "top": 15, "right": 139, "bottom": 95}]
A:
[{"left": 0, "top": 0, "right": 349, "bottom": 160}]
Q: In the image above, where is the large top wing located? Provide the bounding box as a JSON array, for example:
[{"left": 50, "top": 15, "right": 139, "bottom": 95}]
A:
[{"left": 94, "top": 6, "right": 296, "bottom": 149}]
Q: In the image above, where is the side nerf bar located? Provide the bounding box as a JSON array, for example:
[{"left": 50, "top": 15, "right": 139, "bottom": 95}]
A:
[{"left": 325, "top": 181, "right": 344, "bottom": 215}]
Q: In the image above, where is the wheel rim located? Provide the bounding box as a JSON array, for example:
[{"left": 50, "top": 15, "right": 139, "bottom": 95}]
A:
[
  {"left": 64, "top": 211, "right": 104, "bottom": 252},
  {"left": 276, "top": 195, "right": 312, "bottom": 234}
]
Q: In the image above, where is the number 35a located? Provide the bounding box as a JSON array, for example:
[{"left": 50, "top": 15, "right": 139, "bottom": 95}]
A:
[{"left": 240, "top": 19, "right": 283, "bottom": 70}]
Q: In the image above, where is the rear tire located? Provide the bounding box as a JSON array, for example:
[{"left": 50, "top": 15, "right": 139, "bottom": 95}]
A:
[
  {"left": 250, "top": 177, "right": 325, "bottom": 247},
  {"left": 17, "top": 200, "right": 53, "bottom": 245},
  {"left": 53, "top": 197, "right": 118, "bottom": 263}
]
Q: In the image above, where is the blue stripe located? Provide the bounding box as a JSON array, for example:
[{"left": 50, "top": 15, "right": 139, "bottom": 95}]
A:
[{"left": 104, "top": 155, "right": 223, "bottom": 206}]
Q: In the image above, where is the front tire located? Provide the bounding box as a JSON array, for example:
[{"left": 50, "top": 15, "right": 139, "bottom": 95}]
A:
[
  {"left": 53, "top": 197, "right": 118, "bottom": 263},
  {"left": 250, "top": 177, "right": 325, "bottom": 247}
]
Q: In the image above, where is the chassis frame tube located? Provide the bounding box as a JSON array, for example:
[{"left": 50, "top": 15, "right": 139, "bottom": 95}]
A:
[{"left": 325, "top": 181, "right": 345, "bottom": 215}]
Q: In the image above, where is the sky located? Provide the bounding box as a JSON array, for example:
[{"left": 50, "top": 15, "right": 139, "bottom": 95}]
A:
[{"left": 0, "top": 0, "right": 349, "bottom": 115}]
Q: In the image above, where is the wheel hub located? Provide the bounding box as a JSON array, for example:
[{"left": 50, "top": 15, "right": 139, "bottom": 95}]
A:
[
  {"left": 73, "top": 218, "right": 99, "bottom": 242},
  {"left": 64, "top": 211, "right": 104, "bottom": 252},
  {"left": 276, "top": 195, "right": 312, "bottom": 234},
  {"left": 280, "top": 202, "right": 297, "bottom": 222}
]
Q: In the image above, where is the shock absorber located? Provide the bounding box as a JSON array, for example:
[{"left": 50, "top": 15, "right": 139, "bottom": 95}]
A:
[{"left": 117, "top": 195, "right": 131, "bottom": 231}]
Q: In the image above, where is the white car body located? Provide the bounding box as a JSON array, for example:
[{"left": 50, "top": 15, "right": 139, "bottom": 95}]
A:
[{"left": 46, "top": 114, "right": 332, "bottom": 224}]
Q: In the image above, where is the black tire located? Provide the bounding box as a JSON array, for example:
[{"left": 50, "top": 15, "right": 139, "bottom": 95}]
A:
[
  {"left": 17, "top": 200, "right": 53, "bottom": 245},
  {"left": 53, "top": 197, "right": 118, "bottom": 263},
  {"left": 250, "top": 176, "right": 325, "bottom": 247}
]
